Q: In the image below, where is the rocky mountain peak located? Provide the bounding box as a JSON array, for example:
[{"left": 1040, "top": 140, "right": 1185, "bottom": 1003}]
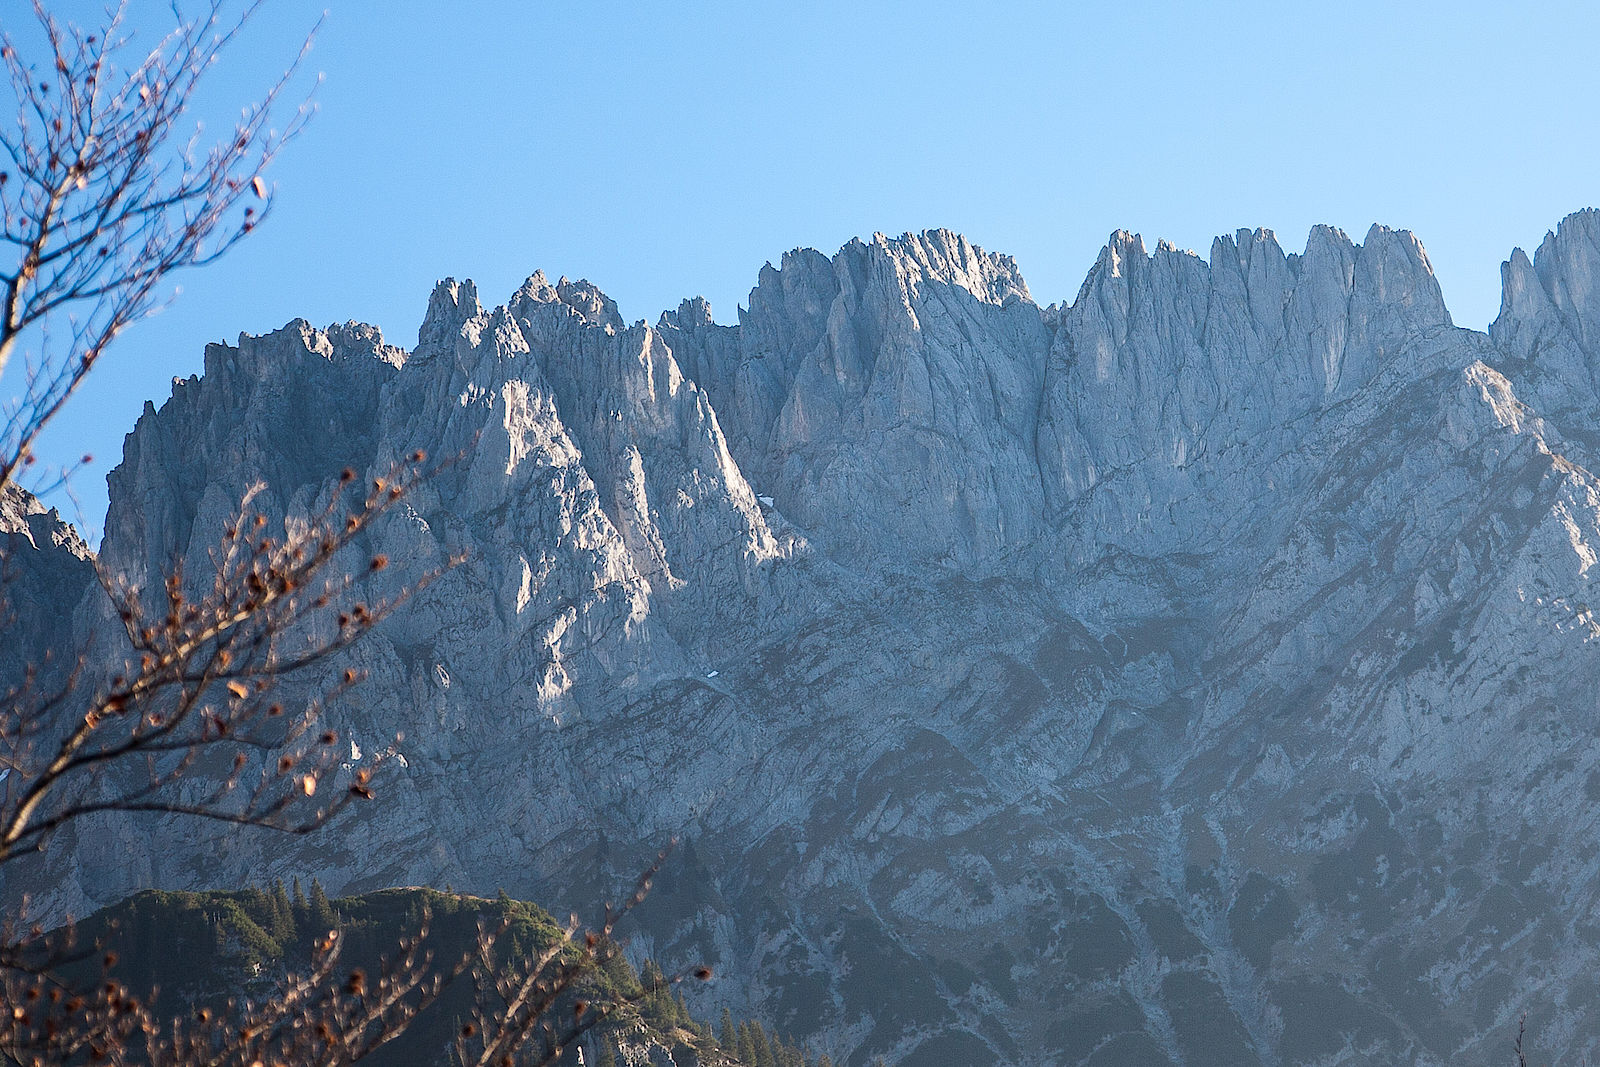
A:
[
  {"left": 0, "top": 483, "right": 95, "bottom": 691},
  {"left": 506, "top": 270, "right": 627, "bottom": 334},
  {"left": 1496, "top": 207, "right": 1600, "bottom": 349},
  {"left": 869, "top": 227, "right": 1034, "bottom": 307},
  {"left": 20, "top": 210, "right": 1600, "bottom": 1065},
  {"left": 1488, "top": 208, "right": 1600, "bottom": 436},
  {"left": 1497, "top": 244, "right": 1548, "bottom": 330},
  {"left": 657, "top": 295, "right": 716, "bottom": 332},
  {"left": 417, "top": 277, "right": 483, "bottom": 350},
  {"left": 1352, "top": 222, "right": 1451, "bottom": 324},
  {"left": 554, "top": 276, "right": 625, "bottom": 332},
  {"left": 0, "top": 483, "right": 91, "bottom": 560}
]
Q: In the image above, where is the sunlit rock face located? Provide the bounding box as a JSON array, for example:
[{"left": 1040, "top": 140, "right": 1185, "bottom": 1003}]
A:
[{"left": 15, "top": 211, "right": 1600, "bottom": 1065}]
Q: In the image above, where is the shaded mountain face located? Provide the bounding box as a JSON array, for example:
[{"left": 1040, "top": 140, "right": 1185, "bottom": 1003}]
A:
[{"left": 12, "top": 212, "right": 1600, "bottom": 1064}]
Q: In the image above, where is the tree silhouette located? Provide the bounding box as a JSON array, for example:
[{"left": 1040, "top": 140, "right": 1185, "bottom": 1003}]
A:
[{"left": 0, "top": 3, "right": 706, "bottom": 1064}]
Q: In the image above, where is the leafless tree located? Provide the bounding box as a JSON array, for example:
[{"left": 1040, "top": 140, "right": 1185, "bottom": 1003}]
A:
[
  {"left": 0, "top": 0, "right": 381, "bottom": 891},
  {"left": 0, "top": 456, "right": 444, "bottom": 872},
  {"left": 0, "top": 0, "right": 312, "bottom": 495},
  {"left": 0, "top": 4, "right": 706, "bottom": 1063},
  {"left": 455, "top": 847, "right": 711, "bottom": 1067}
]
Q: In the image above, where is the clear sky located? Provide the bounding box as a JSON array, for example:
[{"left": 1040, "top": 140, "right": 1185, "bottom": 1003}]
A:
[{"left": 13, "top": 0, "right": 1600, "bottom": 536}]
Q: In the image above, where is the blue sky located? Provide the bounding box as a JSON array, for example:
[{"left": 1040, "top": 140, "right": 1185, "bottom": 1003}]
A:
[{"left": 14, "top": 0, "right": 1600, "bottom": 535}]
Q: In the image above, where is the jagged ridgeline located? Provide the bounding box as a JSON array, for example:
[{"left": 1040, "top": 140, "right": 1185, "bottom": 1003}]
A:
[{"left": 10, "top": 210, "right": 1600, "bottom": 1064}]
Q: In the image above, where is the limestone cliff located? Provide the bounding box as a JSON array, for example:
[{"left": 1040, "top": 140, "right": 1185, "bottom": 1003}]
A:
[{"left": 10, "top": 212, "right": 1600, "bottom": 1065}]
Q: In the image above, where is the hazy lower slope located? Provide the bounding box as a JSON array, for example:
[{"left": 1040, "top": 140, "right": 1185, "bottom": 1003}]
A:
[{"left": 12, "top": 211, "right": 1600, "bottom": 1065}]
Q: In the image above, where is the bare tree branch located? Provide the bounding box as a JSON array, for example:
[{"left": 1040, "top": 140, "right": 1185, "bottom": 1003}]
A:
[
  {"left": 0, "top": 6, "right": 715, "bottom": 1065},
  {"left": 0, "top": 0, "right": 317, "bottom": 495}
]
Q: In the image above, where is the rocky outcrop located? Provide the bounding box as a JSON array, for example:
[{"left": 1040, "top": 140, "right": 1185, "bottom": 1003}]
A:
[
  {"left": 12, "top": 212, "right": 1600, "bottom": 1065},
  {"left": 662, "top": 230, "right": 1049, "bottom": 570},
  {"left": 0, "top": 484, "right": 94, "bottom": 685}
]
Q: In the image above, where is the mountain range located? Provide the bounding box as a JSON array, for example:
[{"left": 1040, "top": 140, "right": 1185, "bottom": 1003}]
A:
[{"left": 9, "top": 210, "right": 1600, "bottom": 1065}]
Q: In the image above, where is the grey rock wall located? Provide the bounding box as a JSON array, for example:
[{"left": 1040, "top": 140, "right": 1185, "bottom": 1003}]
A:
[{"left": 10, "top": 212, "right": 1600, "bottom": 1065}]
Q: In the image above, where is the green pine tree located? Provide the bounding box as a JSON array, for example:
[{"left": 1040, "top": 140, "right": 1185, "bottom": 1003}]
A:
[
  {"left": 596, "top": 1038, "right": 617, "bottom": 1067},
  {"left": 737, "top": 1021, "right": 758, "bottom": 1066},
  {"left": 753, "top": 1021, "right": 777, "bottom": 1067},
  {"left": 638, "top": 959, "right": 672, "bottom": 1027},
  {"left": 241, "top": 885, "right": 269, "bottom": 916},
  {"left": 269, "top": 879, "right": 294, "bottom": 941},
  {"left": 308, "top": 878, "right": 337, "bottom": 932},
  {"left": 720, "top": 1007, "right": 737, "bottom": 1050}
]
